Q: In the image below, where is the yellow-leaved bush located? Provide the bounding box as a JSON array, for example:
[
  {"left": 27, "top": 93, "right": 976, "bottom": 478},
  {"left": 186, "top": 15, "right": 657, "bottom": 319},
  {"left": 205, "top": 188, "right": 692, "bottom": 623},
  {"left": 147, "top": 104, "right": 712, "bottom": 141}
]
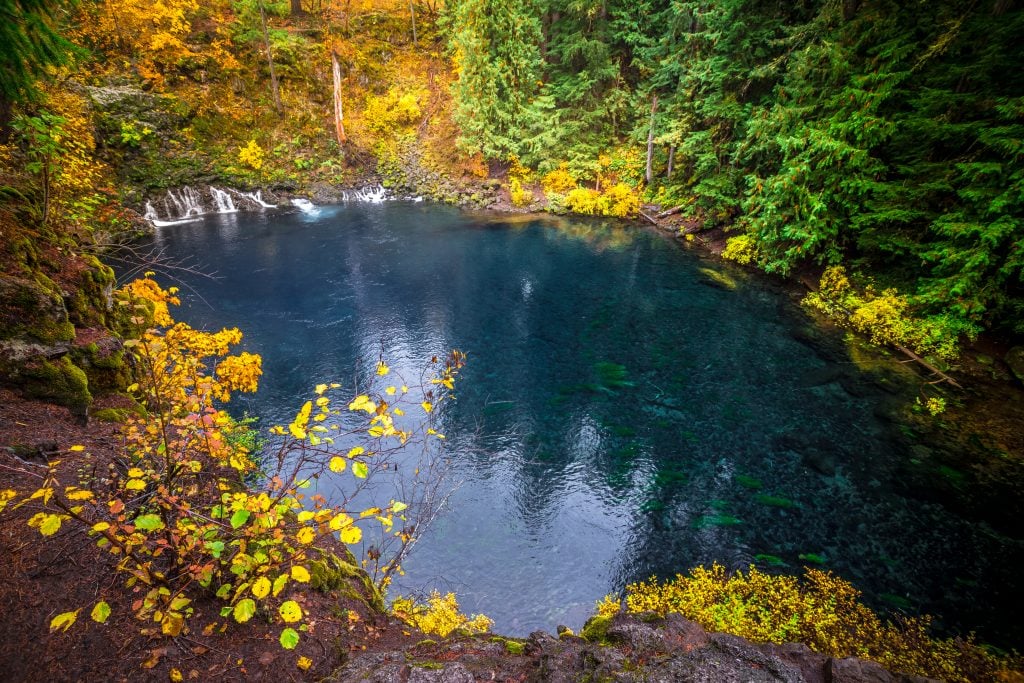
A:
[
  {"left": 721, "top": 234, "right": 758, "bottom": 265},
  {"left": 391, "top": 591, "right": 493, "bottom": 638},
  {"left": 591, "top": 564, "right": 1013, "bottom": 683},
  {"left": 5, "top": 275, "right": 465, "bottom": 654},
  {"left": 804, "top": 266, "right": 970, "bottom": 360}
]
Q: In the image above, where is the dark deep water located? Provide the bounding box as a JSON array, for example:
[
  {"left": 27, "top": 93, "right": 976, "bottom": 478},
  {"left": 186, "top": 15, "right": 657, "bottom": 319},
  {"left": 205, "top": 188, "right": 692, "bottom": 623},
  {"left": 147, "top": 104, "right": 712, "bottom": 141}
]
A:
[{"left": 132, "top": 202, "right": 1022, "bottom": 647}]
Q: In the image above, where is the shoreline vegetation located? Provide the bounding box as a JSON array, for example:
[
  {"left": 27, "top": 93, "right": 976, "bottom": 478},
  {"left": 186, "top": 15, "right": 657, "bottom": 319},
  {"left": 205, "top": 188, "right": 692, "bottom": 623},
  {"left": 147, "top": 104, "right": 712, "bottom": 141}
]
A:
[{"left": 1, "top": 0, "right": 1022, "bottom": 680}]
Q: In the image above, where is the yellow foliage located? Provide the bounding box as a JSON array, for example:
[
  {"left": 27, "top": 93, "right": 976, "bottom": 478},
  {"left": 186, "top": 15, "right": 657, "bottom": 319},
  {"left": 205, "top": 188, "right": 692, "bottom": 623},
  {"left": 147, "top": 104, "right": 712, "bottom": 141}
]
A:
[
  {"left": 509, "top": 177, "right": 533, "bottom": 207},
  {"left": 238, "top": 139, "right": 265, "bottom": 171},
  {"left": 507, "top": 154, "right": 532, "bottom": 183},
  {"left": 391, "top": 591, "right": 493, "bottom": 637},
  {"left": 596, "top": 182, "right": 640, "bottom": 218},
  {"left": 541, "top": 163, "right": 577, "bottom": 195},
  {"left": 364, "top": 87, "right": 425, "bottom": 137},
  {"left": 721, "top": 234, "right": 757, "bottom": 265},
  {"left": 565, "top": 187, "right": 601, "bottom": 215},
  {"left": 618, "top": 565, "right": 1006, "bottom": 683},
  {"left": 804, "top": 267, "right": 963, "bottom": 360}
]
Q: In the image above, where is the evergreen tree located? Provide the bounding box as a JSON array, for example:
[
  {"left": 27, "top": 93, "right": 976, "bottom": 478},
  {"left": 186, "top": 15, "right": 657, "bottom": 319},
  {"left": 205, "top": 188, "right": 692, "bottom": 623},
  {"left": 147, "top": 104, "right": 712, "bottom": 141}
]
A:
[
  {"left": 0, "top": 0, "right": 80, "bottom": 127},
  {"left": 447, "top": 0, "right": 545, "bottom": 160}
]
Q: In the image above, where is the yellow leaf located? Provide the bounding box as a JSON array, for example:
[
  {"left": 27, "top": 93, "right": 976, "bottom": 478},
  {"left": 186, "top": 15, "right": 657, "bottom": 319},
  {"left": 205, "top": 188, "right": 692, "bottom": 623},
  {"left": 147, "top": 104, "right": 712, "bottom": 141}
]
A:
[
  {"left": 347, "top": 395, "right": 376, "bottom": 413},
  {"left": 279, "top": 600, "right": 302, "bottom": 623},
  {"left": 90, "top": 601, "right": 111, "bottom": 624},
  {"left": 233, "top": 598, "right": 256, "bottom": 623},
  {"left": 401, "top": 385, "right": 409, "bottom": 393},
  {"left": 170, "top": 668, "right": 184, "bottom": 682},
  {"left": 340, "top": 525, "right": 362, "bottom": 544},
  {"left": 328, "top": 457, "right": 346, "bottom": 473},
  {"left": 91, "top": 521, "right": 110, "bottom": 533},
  {"left": 50, "top": 610, "right": 79, "bottom": 632},
  {"left": 329, "top": 512, "right": 352, "bottom": 531},
  {"left": 315, "top": 383, "right": 328, "bottom": 395},
  {"left": 125, "top": 479, "right": 147, "bottom": 491},
  {"left": 69, "top": 445, "right": 85, "bottom": 452},
  {"left": 127, "top": 467, "right": 145, "bottom": 478},
  {"left": 346, "top": 446, "right": 365, "bottom": 458},
  {"left": 385, "top": 386, "right": 396, "bottom": 395},
  {"left": 376, "top": 361, "right": 390, "bottom": 376},
  {"left": 272, "top": 574, "right": 289, "bottom": 597},
  {"left": 291, "top": 566, "right": 311, "bottom": 583},
  {"left": 295, "top": 526, "right": 315, "bottom": 544},
  {"left": 66, "top": 489, "right": 94, "bottom": 501},
  {"left": 39, "top": 514, "right": 63, "bottom": 536},
  {"left": 297, "top": 510, "right": 315, "bottom": 522},
  {"left": 251, "top": 577, "right": 271, "bottom": 599},
  {"left": 421, "top": 401, "right": 433, "bottom": 413},
  {"left": 297, "top": 656, "right": 312, "bottom": 671}
]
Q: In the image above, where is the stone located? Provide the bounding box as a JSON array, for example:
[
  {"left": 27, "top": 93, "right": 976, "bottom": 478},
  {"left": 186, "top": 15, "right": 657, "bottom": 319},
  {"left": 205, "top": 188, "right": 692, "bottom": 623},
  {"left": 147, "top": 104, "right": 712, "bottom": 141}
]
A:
[{"left": 1006, "top": 346, "right": 1024, "bottom": 383}]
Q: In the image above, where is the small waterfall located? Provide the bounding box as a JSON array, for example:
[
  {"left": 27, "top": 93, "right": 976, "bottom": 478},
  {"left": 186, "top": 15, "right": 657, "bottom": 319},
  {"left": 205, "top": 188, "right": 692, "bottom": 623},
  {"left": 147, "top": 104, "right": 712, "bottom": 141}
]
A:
[
  {"left": 340, "top": 185, "right": 390, "bottom": 203},
  {"left": 236, "top": 190, "right": 276, "bottom": 208},
  {"left": 144, "top": 185, "right": 279, "bottom": 225},
  {"left": 210, "top": 187, "right": 238, "bottom": 214},
  {"left": 292, "top": 198, "right": 318, "bottom": 214}
]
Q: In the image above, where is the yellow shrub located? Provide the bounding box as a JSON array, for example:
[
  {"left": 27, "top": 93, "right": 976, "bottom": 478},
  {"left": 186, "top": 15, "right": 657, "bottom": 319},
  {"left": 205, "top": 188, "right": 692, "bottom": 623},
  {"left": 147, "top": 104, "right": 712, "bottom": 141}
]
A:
[
  {"left": 509, "top": 177, "right": 533, "bottom": 207},
  {"left": 238, "top": 139, "right": 264, "bottom": 171},
  {"left": 565, "top": 187, "right": 601, "bottom": 215},
  {"left": 804, "top": 266, "right": 964, "bottom": 359},
  {"left": 507, "top": 154, "right": 531, "bottom": 183},
  {"left": 722, "top": 234, "right": 757, "bottom": 265},
  {"left": 364, "top": 88, "right": 424, "bottom": 137},
  {"left": 542, "top": 163, "right": 577, "bottom": 195},
  {"left": 596, "top": 182, "right": 640, "bottom": 218},
  {"left": 391, "top": 591, "right": 493, "bottom": 637},
  {"left": 617, "top": 565, "right": 1008, "bottom": 683}
]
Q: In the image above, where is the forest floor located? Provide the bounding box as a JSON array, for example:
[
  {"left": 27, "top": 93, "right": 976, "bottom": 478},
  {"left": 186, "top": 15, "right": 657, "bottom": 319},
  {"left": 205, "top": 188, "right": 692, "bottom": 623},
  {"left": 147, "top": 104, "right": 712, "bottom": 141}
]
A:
[{"left": 0, "top": 388, "right": 423, "bottom": 682}]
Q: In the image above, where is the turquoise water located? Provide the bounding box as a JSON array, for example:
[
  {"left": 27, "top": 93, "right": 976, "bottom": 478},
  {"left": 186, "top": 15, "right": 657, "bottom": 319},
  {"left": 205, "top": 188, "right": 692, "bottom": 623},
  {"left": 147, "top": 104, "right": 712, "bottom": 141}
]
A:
[{"left": 134, "top": 202, "right": 1021, "bottom": 645}]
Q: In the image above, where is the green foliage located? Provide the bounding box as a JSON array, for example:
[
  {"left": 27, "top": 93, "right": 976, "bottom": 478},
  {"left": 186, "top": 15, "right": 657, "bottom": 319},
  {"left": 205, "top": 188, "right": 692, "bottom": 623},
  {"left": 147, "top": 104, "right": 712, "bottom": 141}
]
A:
[
  {"left": 602, "top": 564, "right": 1013, "bottom": 683},
  {"left": 0, "top": 0, "right": 82, "bottom": 109}
]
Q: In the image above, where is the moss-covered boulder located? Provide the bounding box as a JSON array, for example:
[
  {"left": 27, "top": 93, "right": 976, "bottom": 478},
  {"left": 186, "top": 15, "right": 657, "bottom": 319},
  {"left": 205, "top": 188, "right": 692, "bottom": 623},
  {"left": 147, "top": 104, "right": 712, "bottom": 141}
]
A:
[
  {"left": 18, "top": 356, "right": 92, "bottom": 419},
  {"left": 0, "top": 274, "right": 75, "bottom": 348}
]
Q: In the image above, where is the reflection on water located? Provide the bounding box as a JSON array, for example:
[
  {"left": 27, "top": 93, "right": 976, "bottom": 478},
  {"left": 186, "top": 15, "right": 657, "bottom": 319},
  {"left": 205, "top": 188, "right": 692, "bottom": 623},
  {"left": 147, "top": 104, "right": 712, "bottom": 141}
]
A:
[{"left": 132, "top": 203, "right": 1022, "bottom": 646}]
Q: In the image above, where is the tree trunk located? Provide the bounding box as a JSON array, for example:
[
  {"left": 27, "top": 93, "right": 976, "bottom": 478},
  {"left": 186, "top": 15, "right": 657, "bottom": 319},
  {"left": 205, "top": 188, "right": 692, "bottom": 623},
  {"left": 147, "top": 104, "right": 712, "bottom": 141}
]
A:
[
  {"left": 290, "top": 0, "right": 304, "bottom": 15},
  {"left": 666, "top": 144, "right": 675, "bottom": 178},
  {"left": 331, "top": 51, "right": 347, "bottom": 145},
  {"left": 645, "top": 94, "right": 658, "bottom": 185},
  {"left": 258, "top": 0, "right": 283, "bottom": 117},
  {"left": 409, "top": 0, "right": 417, "bottom": 44}
]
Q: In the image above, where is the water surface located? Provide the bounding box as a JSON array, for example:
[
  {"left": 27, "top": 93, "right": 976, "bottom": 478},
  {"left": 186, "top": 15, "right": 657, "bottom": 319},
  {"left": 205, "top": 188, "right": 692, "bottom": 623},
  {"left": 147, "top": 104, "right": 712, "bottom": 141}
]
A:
[{"left": 135, "top": 202, "right": 1022, "bottom": 645}]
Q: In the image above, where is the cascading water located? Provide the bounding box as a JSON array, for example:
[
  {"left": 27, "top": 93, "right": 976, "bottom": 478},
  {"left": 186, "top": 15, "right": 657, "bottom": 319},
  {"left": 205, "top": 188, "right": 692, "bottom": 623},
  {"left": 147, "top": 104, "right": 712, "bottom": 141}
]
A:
[{"left": 210, "top": 187, "right": 237, "bottom": 214}]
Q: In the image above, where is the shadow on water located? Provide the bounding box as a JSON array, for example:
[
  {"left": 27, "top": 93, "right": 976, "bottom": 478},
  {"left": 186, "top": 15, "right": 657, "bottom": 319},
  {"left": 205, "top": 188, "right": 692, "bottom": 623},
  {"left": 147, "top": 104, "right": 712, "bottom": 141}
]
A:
[{"left": 127, "top": 202, "right": 1023, "bottom": 647}]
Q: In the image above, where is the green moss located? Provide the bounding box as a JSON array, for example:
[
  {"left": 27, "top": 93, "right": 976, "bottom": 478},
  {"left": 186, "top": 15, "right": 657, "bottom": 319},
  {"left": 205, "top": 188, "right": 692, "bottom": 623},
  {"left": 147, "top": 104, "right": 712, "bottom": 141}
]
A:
[
  {"left": 92, "top": 407, "right": 129, "bottom": 422},
  {"left": 308, "top": 551, "right": 385, "bottom": 613},
  {"left": 579, "top": 614, "right": 614, "bottom": 644},
  {"left": 22, "top": 356, "right": 92, "bottom": 414}
]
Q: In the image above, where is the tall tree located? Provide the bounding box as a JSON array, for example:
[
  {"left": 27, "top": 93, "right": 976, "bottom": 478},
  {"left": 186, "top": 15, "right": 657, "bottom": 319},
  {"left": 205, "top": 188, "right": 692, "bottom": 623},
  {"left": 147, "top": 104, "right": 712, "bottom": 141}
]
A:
[{"left": 447, "top": 0, "right": 544, "bottom": 160}]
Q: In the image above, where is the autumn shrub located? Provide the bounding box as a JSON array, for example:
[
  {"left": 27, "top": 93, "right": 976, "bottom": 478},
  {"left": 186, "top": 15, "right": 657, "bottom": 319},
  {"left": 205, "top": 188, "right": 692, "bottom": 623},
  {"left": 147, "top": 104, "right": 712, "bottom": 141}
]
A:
[
  {"left": 509, "top": 177, "right": 533, "bottom": 207},
  {"left": 391, "top": 591, "right": 492, "bottom": 637},
  {"left": 596, "top": 182, "right": 640, "bottom": 218},
  {"left": 565, "top": 187, "right": 601, "bottom": 215},
  {"left": 594, "top": 564, "right": 1011, "bottom": 683},
  {"left": 722, "top": 234, "right": 757, "bottom": 265},
  {"left": 542, "top": 163, "right": 577, "bottom": 195},
  {"left": 238, "top": 138, "right": 265, "bottom": 171},
  {"left": 3, "top": 275, "right": 464, "bottom": 659},
  {"left": 804, "top": 266, "right": 975, "bottom": 360},
  {"left": 364, "top": 87, "right": 425, "bottom": 137}
]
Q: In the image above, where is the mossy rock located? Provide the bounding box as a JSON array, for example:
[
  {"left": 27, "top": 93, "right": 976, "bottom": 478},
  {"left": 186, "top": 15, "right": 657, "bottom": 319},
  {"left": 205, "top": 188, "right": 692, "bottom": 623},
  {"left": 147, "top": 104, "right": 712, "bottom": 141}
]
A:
[
  {"left": 71, "top": 335, "right": 130, "bottom": 394},
  {"left": 309, "top": 550, "right": 386, "bottom": 614},
  {"left": 20, "top": 356, "right": 92, "bottom": 417},
  {"left": 580, "top": 614, "right": 615, "bottom": 644},
  {"left": 92, "top": 407, "right": 130, "bottom": 422},
  {"left": 0, "top": 275, "right": 74, "bottom": 345}
]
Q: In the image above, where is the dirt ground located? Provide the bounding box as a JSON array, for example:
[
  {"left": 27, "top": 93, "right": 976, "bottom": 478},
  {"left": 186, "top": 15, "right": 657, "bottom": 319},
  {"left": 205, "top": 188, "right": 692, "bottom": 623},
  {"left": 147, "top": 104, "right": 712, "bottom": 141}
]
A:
[{"left": 0, "top": 389, "right": 420, "bottom": 682}]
